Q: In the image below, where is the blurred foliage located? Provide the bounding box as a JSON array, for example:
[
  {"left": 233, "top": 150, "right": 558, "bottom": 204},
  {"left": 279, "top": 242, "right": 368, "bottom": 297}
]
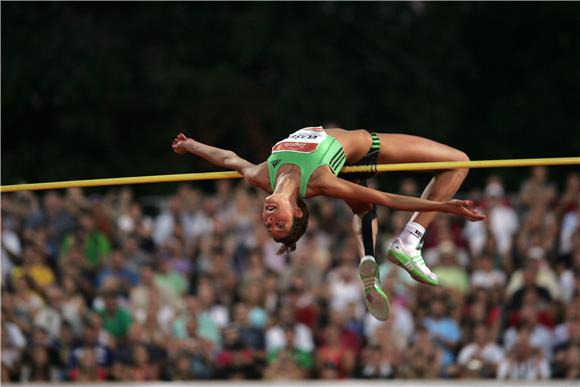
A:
[{"left": 2, "top": 2, "right": 579, "bottom": 193}]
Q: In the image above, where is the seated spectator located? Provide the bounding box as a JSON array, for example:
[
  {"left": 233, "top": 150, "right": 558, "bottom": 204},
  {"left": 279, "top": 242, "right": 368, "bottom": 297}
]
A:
[
  {"left": 552, "top": 300, "right": 580, "bottom": 378},
  {"left": 508, "top": 266, "right": 553, "bottom": 315},
  {"left": 69, "top": 348, "right": 107, "bottom": 382},
  {"left": 50, "top": 321, "right": 75, "bottom": 377},
  {"left": 123, "top": 344, "right": 160, "bottom": 381},
  {"left": 121, "top": 235, "right": 152, "bottom": 272},
  {"left": 284, "top": 274, "right": 319, "bottom": 330},
  {"left": 11, "top": 245, "right": 55, "bottom": 289},
  {"left": 130, "top": 264, "right": 157, "bottom": 311},
  {"left": 457, "top": 323, "right": 504, "bottom": 378},
  {"left": 470, "top": 255, "right": 506, "bottom": 289},
  {"left": 19, "top": 345, "right": 59, "bottom": 382},
  {"left": 215, "top": 326, "right": 259, "bottom": 379},
  {"left": 34, "top": 285, "right": 64, "bottom": 340},
  {"left": 423, "top": 298, "right": 461, "bottom": 373},
  {"left": 552, "top": 344, "right": 580, "bottom": 380},
  {"left": 519, "top": 166, "right": 557, "bottom": 210},
  {"left": 359, "top": 343, "right": 399, "bottom": 379},
  {"left": 96, "top": 250, "right": 139, "bottom": 293},
  {"left": 26, "top": 191, "right": 75, "bottom": 249},
  {"left": 60, "top": 275, "right": 87, "bottom": 335},
  {"left": 154, "top": 257, "right": 188, "bottom": 305},
  {"left": 507, "top": 247, "right": 561, "bottom": 302},
  {"left": 315, "top": 324, "right": 356, "bottom": 378},
  {"left": 12, "top": 276, "right": 44, "bottom": 320},
  {"left": 60, "top": 213, "right": 111, "bottom": 271},
  {"left": 263, "top": 347, "right": 305, "bottom": 380},
  {"left": 267, "top": 325, "right": 313, "bottom": 373},
  {"left": 399, "top": 326, "right": 442, "bottom": 378},
  {"left": 1, "top": 216, "right": 22, "bottom": 284},
  {"left": 481, "top": 176, "right": 518, "bottom": 258},
  {"left": 70, "top": 321, "right": 114, "bottom": 371},
  {"left": 326, "top": 246, "right": 365, "bottom": 318},
  {"left": 232, "top": 302, "right": 266, "bottom": 353},
  {"left": 198, "top": 280, "right": 230, "bottom": 328},
  {"left": 504, "top": 305, "right": 554, "bottom": 360},
  {"left": 1, "top": 315, "right": 27, "bottom": 381},
  {"left": 497, "top": 324, "right": 550, "bottom": 380},
  {"left": 169, "top": 351, "right": 196, "bottom": 381},
  {"left": 172, "top": 295, "right": 220, "bottom": 348},
  {"left": 97, "top": 291, "right": 133, "bottom": 340},
  {"left": 432, "top": 241, "right": 470, "bottom": 296},
  {"left": 159, "top": 236, "right": 193, "bottom": 276},
  {"left": 266, "top": 304, "right": 314, "bottom": 353}
]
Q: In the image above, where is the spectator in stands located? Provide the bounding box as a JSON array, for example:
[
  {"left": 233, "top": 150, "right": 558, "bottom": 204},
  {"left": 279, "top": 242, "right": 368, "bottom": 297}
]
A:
[
  {"left": 359, "top": 343, "right": 399, "bottom": 379},
  {"left": 97, "top": 290, "right": 133, "bottom": 340},
  {"left": 11, "top": 245, "right": 55, "bottom": 289},
  {"left": 96, "top": 249, "right": 139, "bottom": 293},
  {"left": 266, "top": 303, "right": 314, "bottom": 354},
  {"left": 269, "top": 324, "right": 313, "bottom": 373},
  {"left": 457, "top": 323, "right": 504, "bottom": 378},
  {"left": 423, "top": 298, "right": 461, "bottom": 374},
  {"left": 60, "top": 213, "right": 111, "bottom": 272},
  {"left": 263, "top": 347, "right": 305, "bottom": 380},
  {"left": 470, "top": 254, "right": 506, "bottom": 289},
  {"left": 69, "top": 348, "right": 107, "bottom": 382},
  {"left": 432, "top": 241, "right": 470, "bottom": 296},
  {"left": 399, "top": 326, "right": 442, "bottom": 378},
  {"left": 497, "top": 324, "right": 550, "bottom": 380},
  {"left": 19, "top": 345, "right": 60, "bottom": 382}
]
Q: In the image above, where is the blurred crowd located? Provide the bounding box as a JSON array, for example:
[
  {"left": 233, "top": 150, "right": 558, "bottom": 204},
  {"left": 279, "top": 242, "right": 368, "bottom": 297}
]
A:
[{"left": 1, "top": 166, "right": 579, "bottom": 382}]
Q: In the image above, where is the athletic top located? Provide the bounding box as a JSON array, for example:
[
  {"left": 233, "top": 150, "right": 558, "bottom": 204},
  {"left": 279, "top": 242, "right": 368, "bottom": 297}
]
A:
[{"left": 267, "top": 127, "right": 346, "bottom": 198}]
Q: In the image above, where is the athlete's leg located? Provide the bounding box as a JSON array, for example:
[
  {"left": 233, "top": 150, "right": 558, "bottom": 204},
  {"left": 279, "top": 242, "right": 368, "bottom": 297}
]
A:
[
  {"left": 375, "top": 133, "right": 469, "bottom": 286},
  {"left": 345, "top": 196, "right": 390, "bottom": 321},
  {"left": 375, "top": 133, "right": 470, "bottom": 228}
]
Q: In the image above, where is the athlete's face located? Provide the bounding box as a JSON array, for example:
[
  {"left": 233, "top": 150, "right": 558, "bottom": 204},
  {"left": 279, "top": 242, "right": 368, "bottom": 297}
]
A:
[{"left": 263, "top": 195, "right": 293, "bottom": 239}]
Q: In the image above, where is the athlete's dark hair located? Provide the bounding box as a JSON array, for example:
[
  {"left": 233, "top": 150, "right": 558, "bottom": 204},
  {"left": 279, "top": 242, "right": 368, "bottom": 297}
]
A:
[{"left": 274, "top": 197, "right": 309, "bottom": 255}]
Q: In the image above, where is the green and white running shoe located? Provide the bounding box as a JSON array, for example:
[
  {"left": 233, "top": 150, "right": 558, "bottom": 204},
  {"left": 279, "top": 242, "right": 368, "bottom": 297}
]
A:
[
  {"left": 386, "top": 238, "right": 439, "bottom": 286},
  {"left": 358, "top": 255, "right": 390, "bottom": 321}
]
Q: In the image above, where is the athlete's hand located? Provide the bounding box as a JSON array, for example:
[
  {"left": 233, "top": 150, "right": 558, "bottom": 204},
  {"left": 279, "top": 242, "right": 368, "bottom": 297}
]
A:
[
  {"left": 442, "top": 199, "right": 486, "bottom": 222},
  {"left": 172, "top": 133, "right": 192, "bottom": 155}
]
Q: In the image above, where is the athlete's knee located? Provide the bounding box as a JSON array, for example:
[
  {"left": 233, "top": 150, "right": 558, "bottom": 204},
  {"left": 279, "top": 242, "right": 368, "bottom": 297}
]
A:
[
  {"left": 452, "top": 150, "right": 470, "bottom": 177},
  {"left": 452, "top": 150, "right": 470, "bottom": 162}
]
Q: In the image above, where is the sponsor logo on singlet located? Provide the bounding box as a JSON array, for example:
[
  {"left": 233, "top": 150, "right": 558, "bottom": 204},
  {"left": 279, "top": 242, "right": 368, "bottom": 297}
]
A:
[{"left": 272, "top": 127, "right": 326, "bottom": 153}]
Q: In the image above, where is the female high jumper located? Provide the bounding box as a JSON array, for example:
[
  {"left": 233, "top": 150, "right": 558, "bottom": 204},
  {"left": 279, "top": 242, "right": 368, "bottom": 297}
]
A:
[{"left": 172, "top": 127, "right": 485, "bottom": 320}]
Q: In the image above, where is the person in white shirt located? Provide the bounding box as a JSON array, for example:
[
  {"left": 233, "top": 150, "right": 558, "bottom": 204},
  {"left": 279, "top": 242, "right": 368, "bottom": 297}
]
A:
[
  {"left": 265, "top": 304, "right": 313, "bottom": 353},
  {"left": 497, "top": 324, "right": 550, "bottom": 380},
  {"left": 470, "top": 255, "right": 506, "bottom": 289},
  {"left": 458, "top": 322, "right": 504, "bottom": 377}
]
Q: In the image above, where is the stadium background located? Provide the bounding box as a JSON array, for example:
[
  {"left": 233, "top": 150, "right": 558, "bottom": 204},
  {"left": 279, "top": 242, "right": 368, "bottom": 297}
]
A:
[{"left": 1, "top": 2, "right": 579, "bottom": 384}]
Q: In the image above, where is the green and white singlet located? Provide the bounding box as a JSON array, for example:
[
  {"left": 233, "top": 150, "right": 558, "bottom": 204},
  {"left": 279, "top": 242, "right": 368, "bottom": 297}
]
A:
[{"left": 267, "top": 127, "right": 346, "bottom": 198}]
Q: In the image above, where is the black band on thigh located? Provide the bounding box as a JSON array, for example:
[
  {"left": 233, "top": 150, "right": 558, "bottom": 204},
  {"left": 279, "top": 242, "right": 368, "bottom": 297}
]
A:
[
  {"left": 356, "top": 180, "right": 377, "bottom": 257},
  {"left": 361, "top": 205, "right": 377, "bottom": 256}
]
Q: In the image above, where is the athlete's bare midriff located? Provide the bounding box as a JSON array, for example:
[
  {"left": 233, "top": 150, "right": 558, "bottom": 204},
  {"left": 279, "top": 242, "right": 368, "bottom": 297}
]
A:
[{"left": 325, "top": 128, "right": 373, "bottom": 164}]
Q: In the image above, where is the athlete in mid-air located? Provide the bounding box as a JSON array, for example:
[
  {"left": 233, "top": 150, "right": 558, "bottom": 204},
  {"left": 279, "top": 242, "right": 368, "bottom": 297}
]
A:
[{"left": 172, "top": 127, "right": 485, "bottom": 320}]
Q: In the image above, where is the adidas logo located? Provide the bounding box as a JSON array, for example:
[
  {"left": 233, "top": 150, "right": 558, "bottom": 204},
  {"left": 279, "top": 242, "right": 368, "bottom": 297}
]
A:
[{"left": 271, "top": 160, "right": 281, "bottom": 168}]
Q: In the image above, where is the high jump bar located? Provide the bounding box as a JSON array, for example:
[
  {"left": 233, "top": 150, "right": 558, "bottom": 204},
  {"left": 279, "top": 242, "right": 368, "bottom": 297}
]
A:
[{"left": 1, "top": 156, "right": 578, "bottom": 193}]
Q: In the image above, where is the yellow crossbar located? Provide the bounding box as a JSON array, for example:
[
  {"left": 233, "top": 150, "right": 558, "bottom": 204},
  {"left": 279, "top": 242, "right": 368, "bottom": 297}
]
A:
[{"left": 1, "top": 157, "right": 578, "bottom": 193}]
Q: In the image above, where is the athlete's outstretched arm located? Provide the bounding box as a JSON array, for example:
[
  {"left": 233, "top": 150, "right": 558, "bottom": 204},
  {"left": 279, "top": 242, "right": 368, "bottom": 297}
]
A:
[
  {"left": 172, "top": 133, "right": 255, "bottom": 173},
  {"left": 321, "top": 177, "right": 485, "bottom": 221}
]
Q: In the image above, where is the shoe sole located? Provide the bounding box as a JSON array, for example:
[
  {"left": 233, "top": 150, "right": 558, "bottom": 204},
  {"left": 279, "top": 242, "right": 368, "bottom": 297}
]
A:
[
  {"left": 387, "top": 248, "right": 439, "bottom": 287},
  {"left": 358, "top": 257, "right": 390, "bottom": 321}
]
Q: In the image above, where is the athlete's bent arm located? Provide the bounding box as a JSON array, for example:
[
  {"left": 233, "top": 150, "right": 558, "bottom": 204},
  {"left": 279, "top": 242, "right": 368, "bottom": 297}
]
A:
[{"left": 320, "top": 177, "right": 484, "bottom": 221}]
